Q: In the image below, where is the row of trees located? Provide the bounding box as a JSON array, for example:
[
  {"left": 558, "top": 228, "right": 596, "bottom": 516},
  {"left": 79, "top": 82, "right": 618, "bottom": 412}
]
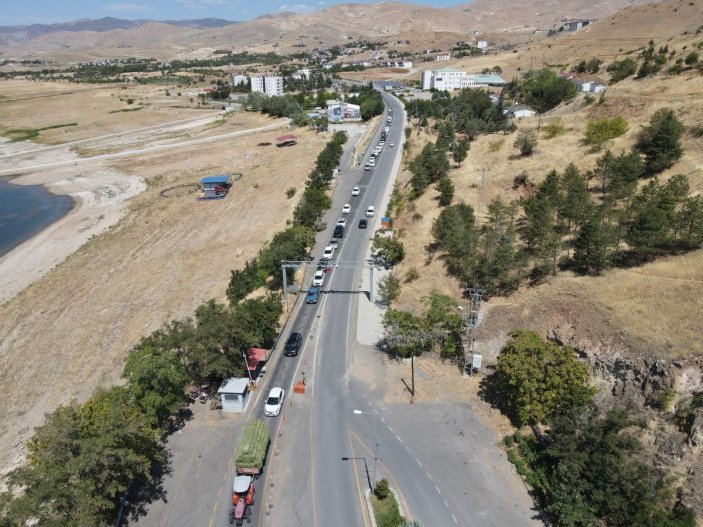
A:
[
  {"left": 0, "top": 292, "right": 282, "bottom": 526},
  {"left": 226, "top": 131, "right": 347, "bottom": 303},
  {"left": 492, "top": 331, "right": 695, "bottom": 526},
  {"left": 346, "top": 84, "right": 385, "bottom": 121},
  {"left": 502, "top": 68, "right": 577, "bottom": 113}
]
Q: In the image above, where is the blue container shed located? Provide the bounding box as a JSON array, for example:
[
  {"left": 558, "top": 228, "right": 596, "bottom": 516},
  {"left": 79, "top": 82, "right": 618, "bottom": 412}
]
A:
[{"left": 198, "top": 174, "right": 232, "bottom": 200}]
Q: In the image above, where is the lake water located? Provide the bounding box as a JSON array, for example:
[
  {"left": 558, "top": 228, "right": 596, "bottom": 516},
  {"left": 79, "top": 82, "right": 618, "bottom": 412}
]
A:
[{"left": 0, "top": 178, "right": 73, "bottom": 257}]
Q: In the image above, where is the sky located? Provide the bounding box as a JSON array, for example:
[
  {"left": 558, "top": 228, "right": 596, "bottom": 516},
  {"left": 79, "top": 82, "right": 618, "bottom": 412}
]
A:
[{"left": 1, "top": 0, "right": 464, "bottom": 26}]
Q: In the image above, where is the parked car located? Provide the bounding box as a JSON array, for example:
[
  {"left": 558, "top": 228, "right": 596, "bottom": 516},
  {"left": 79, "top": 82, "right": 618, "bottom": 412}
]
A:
[
  {"left": 352, "top": 186, "right": 360, "bottom": 196},
  {"left": 306, "top": 288, "right": 320, "bottom": 305},
  {"left": 369, "top": 158, "right": 375, "bottom": 167},
  {"left": 336, "top": 218, "right": 347, "bottom": 227},
  {"left": 342, "top": 204, "right": 351, "bottom": 214},
  {"left": 284, "top": 332, "right": 303, "bottom": 356},
  {"left": 366, "top": 206, "right": 375, "bottom": 217},
  {"left": 358, "top": 219, "right": 368, "bottom": 229},
  {"left": 333, "top": 225, "right": 344, "bottom": 239},
  {"left": 389, "top": 142, "right": 395, "bottom": 147},
  {"left": 364, "top": 164, "right": 371, "bottom": 171},
  {"left": 312, "top": 270, "right": 325, "bottom": 287},
  {"left": 329, "top": 238, "right": 339, "bottom": 249},
  {"left": 321, "top": 245, "right": 335, "bottom": 261},
  {"left": 264, "top": 387, "right": 285, "bottom": 417}
]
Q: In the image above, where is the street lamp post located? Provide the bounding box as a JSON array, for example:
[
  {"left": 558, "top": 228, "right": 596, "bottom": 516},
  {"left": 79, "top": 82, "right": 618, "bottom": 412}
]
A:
[{"left": 353, "top": 410, "right": 381, "bottom": 489}]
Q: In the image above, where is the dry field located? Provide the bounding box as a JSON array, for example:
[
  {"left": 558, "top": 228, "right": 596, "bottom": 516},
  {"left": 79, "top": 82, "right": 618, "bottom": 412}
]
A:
[
  {"left": 391, "top": 65, "right": 703, "bottom": 360},
  {"left": 0, "top": 79, "right": 328, "bottom": 476}
]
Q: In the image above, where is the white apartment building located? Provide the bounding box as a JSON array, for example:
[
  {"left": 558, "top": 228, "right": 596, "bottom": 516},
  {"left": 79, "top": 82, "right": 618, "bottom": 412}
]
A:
[
  {"left": 476, "top": 40, "right": 488, "bottom": 50},
  {"left": 250, "top": 76, "right": 284, "bottom": 97},
  {"left": 435, "top": 52, "right": 451, "bottom": 62},
  {"left": 232, "top": 74, "right": 247, "bottom": 87},
  {"left": 421, "top": 68, "right": 506, "bottom": 91}
]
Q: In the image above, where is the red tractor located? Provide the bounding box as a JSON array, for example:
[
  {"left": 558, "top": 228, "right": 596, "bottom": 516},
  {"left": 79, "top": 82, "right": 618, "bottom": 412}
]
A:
[{"left": 229, "top": 475, "right": 254, "bottom": 525}]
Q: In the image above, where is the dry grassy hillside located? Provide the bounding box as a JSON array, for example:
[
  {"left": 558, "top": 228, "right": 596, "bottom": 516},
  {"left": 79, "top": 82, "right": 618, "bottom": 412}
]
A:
[
  {"left": 392, "top": 58, "right": 703, "bottom": 360},
  {"left": 0, "top": 80, "right": 328, "bottom": 475}
]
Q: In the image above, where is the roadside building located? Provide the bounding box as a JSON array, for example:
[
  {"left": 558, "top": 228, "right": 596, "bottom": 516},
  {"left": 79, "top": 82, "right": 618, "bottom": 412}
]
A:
[
  {"left": 435, "top": 52, "right": 451, "bottom": 62},
  {"left": 504, "top": 105, "right": 536, "bottom": 119},
  {"left": 476, "top": 40, "right": 488, "bottom": 50},
  {"left": 218, "top": 378, "right": 251, "bottom": 413},
  {"left": 232, "top": 74, "right": 247, "bottom": 87},
  {"left": 421, "top": 68, "right": 506, "bottom": 91},
  {"left": 198, "top": 174, "right": 233, "bottom": 200},
  {"left": 326, "top": 99, "right": 361, "bottom": 122}
]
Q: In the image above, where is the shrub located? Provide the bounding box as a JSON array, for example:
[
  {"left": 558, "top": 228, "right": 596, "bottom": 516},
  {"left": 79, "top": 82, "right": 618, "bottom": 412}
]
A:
[
  {"left": 435, "top": 177, "right": 455, "bottom": 206},
  {"left": 285, "top": 187, "right": 296, "bottom": 198},
  {"left": 375, "top": 478, "right": 390, "bottom": 500},
  {"left": 542, "top": 119, "right": 565, "bottom": 139},
  {"left": 584, "top": 116, "right": 629, "bottom": 149},
  {"left": 377, "top": 273, "right": 401, "bottom": 305},
  {"left": 607, "top": 58, "right": 637, "bottom": 83},
  {"left": 404, "top": 267, "right": 420, "bottom": 282},
  {"left": 488, "top": 138, "right": 504, "bottom": 152},
  {"left": 513, "top": 129, "right": 538, "bottom": 156}
]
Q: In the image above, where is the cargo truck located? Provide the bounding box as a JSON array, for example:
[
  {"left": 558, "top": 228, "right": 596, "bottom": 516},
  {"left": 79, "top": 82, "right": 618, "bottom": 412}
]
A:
[{"left": 230, "top": 419, "right": 271, "bottom": 525}]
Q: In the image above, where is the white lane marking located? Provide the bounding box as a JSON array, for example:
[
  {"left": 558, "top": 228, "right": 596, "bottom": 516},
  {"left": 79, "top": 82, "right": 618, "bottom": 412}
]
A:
[
  {"left": 416, "top": 459, "right": 423, "bottom": 468},
  {"left": 367, "top": 400, "right": 373, "bottom": 408},
  {"left": 405, "top": 446, "right": 412, "bottom": 454},
  {"left": 380, "top": 417, "right": 386, "bottom": 424},
  {"left": 444, "top": 499, "right": 449, "bottom": 508},
  {"left": 396, "top": 435, "right": 402, "bottom": 443},
  {"left": 435, "top": 485, "right": 441, "bottom": 495},
  {"left": 388, "top": 426, "right": 394, "bottom": 433},
  {"left": 452, "top": 514, "right": 458, "bottom": 524},
  {"left": 426, "top": 472, "right": 432, "bottom": 481}
]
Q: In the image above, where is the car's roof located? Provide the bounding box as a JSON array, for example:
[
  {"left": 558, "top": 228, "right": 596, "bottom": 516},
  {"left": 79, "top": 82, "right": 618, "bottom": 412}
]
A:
[
  {"left": 269, "top": 387, "right": 283, "bottom": 396},
  {"left": 315, "top": 270, "right": 324, "bottom": 275}
]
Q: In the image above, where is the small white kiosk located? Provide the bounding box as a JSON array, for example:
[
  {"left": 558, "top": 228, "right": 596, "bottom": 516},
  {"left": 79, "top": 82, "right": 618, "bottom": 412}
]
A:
[{"left": 218, "top": 378, "right": 251, "bottom": 413}]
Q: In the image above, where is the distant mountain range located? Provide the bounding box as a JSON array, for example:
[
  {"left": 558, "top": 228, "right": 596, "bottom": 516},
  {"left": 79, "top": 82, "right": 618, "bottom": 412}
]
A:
[
  {"left": 0, "top": 1, "right": 671, "bottom": 62},
  {"left": 0, "top": 17, "right": 237, "bottom": 43}
]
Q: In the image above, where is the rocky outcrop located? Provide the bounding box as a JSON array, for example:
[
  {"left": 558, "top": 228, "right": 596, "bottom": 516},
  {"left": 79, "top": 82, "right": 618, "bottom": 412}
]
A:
[{"left": 547, "top": 317, "right": 703, "bottom": 514}]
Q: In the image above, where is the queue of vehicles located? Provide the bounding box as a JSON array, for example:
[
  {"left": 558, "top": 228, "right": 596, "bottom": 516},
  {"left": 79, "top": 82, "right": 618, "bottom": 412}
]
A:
[{"left": 230, "top": 99, "right": 395, "bottom": 525}]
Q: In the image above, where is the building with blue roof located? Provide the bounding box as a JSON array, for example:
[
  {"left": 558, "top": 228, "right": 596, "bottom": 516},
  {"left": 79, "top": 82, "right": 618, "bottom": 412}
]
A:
[{"left": 198, "top": 174, "right": 232, "bottom": 200}]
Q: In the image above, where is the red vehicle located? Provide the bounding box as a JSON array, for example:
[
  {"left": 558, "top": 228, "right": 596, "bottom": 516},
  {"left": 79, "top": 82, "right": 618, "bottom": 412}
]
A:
[{"left": 230, "top": 475, "right": 254, "bottom": 525}]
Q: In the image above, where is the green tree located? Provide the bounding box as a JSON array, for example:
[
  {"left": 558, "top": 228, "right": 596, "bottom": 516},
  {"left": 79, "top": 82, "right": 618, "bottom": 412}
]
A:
[
  {"left": 377, "top": 273, "right": 401, "bottom": 305},
  {"left": 373, "top": 234, "right": 406, "bottom": 265},
  {"left": 513, "top": 128, "right": 538, "bottom": 156},
  {"left": 423, "top": 292, "right": 462, "bottom": 359},
  {"left": 607, "top": 58, "right": 637, "bottom": 83},
  {"left": 560, "top": 163, "right": 590, "bottom": 232},
  {"left": 573, "top": 211, "right": 610, "bottom": 273},
  {"left": 584, "top": 116, "right": 629, "bottom": 149},
  {"left": 675, "top": 195, "right": 703, "bottom": 247},
  {"left": 495, "top": 330, "right": 595, "bottom": 426},
  {"left": 435, "top": 119, "right": 455, "bottom": 151},
  {"left": 374, "top": 478, "right": 390, "bottom": 500},
  {"left": 521, "top": 195, "right": 553, "bottom": 250},
  {"left": 293, "top": 187, "right": 332, "bottom": 228},
  {"left": 431, "top": 203, "right": 479, "bottom": 280},
  {"left": 518, "top": 68, "right": 577, "bottom": 112},
  {"left": 452, "top": 138, "right": 470, "bottom": 166},
  {"left": 408, "top": 142, "right": 450, "bottom": 196},
  {"left": 226, "top": 259, "right": 264, "bottom": 304},
  {"left": 435, "top": 177, "right": 455, "bottom": 206},
  {"left": 382, "top": 309, "right": 428, "bottom": 358},
  {"left": 637, "top": 108, "right": 684, "bottom": 174},
  {"left": 123, "top": 344, "right": 188, "bottom": 426}
]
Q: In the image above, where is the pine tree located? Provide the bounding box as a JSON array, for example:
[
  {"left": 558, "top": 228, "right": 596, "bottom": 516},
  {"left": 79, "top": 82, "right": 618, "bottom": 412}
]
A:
[
  {"left": 638, "top": 108, "right": 684, "bottom": 174},
  {"left": 560, "top": 163, "right": 590, "bottom": 233},
  {"left": 452, "top": 138, "right": 470, "bottom": 166},
  {"left": 573, "top": 212, "right": 609, "bottom": 273},
  {"left": 435, "top": 177, "right": 455, "bottom": 206}
]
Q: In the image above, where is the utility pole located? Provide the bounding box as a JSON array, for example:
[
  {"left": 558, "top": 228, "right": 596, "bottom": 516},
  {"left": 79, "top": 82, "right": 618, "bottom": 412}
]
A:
[
  {"left": 476, "top": 168, "right": 487, "bottom": 224},
  {"left": 463, "top": 288, "right": 485, "bottom": 377}
]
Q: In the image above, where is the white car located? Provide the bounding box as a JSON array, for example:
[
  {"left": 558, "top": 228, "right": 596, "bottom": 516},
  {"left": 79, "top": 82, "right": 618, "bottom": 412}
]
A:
[
  {"left": 379, "top": 142, "right": 385, "bottom": 147},
  {"left": 342, "top": 203, "right": 352, "bottom": 214},
  {"left": 389, "top": 142, "right": 395, "bottom": 147},
  {"left": 321, "top": 245, "right": 335, "bottom": 261},
  {"left": 351, "top": 186, "right": 360, "bottom": 196},
  {"left": 364, "top": 164, "right": 371, "bottom": 171},
  {"left": 264, "top": 387, "right": 285, "bottom": 417},
  {"left": 312, "top": 270, "right": 325, "bottom": 287},
  {"left": 336, "top": 218, "right": 347, "bottom": 227},
  {"left": 369, "top": 158, "right": 375, "bottom": 167},
  {"left": 366, "top": 206, "right": 375, "bottom": 217}
]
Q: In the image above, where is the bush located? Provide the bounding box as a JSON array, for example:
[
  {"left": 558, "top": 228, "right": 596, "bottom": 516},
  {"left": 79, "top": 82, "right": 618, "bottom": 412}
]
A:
[
  {"left": 542, "top": 119, "right": 565, "bottom": 139},
  {"left": 513, "top": 128, "right": 538, "bottom": 156},
  {"left": 435, "top": 177, "right": 454, "bottom": 206},
  {"left": 584, "top": 116, "right": 629, "bottom": 149},
  {"left": 404, "top": 267, "right": 420, "bottom": 282},
  {"left": 285, "top": 187, "right": 296, "bottom": 198},
  {"left": 374, "top": 478, "right": 390, "bottom": 500},
  {"left": 607, "top": 58, "right": 637, "bottom": 83}
]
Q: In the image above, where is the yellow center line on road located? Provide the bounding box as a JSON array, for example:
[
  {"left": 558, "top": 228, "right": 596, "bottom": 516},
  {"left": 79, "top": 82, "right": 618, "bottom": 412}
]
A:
[
  {"left": 348, "top": 431, "right": 371, "bottom": 527},
  {"left": 349, "top": 429, "right": 412, "bottom": 521}
]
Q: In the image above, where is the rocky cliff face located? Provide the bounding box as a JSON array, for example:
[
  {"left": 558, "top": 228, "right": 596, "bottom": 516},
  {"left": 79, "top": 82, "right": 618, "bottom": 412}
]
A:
[{"left": 547, "top": 317, "right": 703, "bottom": 513}]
